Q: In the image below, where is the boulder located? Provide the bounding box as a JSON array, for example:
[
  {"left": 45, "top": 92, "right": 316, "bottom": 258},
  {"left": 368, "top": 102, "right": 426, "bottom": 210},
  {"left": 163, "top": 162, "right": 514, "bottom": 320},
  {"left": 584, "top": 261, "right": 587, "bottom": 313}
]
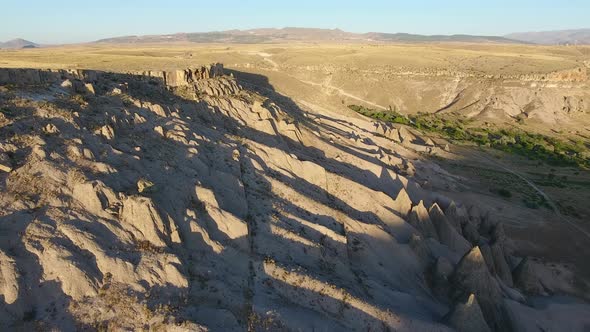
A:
[
  {"left": 84, "top": 83, "right": 96, "bottom": 95},
  {"left": 137, "top": 178, "right": 155, "bottom": 193},
  {"left": 43, "top": 123, "right": 60, "bottom": 135},
  {"left": 60, "top": 79, "right": 73, "bottom": 90}
]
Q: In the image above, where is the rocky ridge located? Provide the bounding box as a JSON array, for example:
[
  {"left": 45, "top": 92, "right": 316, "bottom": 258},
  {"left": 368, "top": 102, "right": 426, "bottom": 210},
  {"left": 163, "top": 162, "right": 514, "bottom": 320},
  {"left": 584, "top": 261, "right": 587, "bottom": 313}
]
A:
[{"left": 0, "top": 65, "right": 589, "bottom": 330}]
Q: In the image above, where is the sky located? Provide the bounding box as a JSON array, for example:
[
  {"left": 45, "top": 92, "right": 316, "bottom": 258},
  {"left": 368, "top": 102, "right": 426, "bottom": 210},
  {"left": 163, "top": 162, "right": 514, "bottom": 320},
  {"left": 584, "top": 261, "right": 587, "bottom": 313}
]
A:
[{"left": 1, "top": 0, "right": 589, "bottom": 44}]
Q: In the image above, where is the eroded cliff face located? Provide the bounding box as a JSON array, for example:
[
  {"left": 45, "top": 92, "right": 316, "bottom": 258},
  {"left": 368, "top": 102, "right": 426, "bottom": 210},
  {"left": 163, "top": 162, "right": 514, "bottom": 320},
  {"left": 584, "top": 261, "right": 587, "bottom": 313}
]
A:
[
  {"left": 246, "top": 62, "right": 590, "bottom": 130},
  {"left": 0, "top": 66, "right": 589, "bottom": 331}
]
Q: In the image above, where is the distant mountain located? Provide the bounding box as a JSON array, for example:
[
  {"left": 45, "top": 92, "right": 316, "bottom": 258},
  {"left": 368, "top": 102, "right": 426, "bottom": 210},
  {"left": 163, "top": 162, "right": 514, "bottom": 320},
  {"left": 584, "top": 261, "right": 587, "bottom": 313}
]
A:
[
  {"left": 0, "top": 38, "right": 39, "bottom": 49},
  {"left": 96, "top": 28, "right": 365, "bottom": 44},
  {"left": 363, "top": 32, "right": 521, "bottom": 43},
  {"left": 95, "top": 27, "right": 523, "bottom": 44},
  {"left": 506, "top": 29, "right": 590, "bottom": 45}
]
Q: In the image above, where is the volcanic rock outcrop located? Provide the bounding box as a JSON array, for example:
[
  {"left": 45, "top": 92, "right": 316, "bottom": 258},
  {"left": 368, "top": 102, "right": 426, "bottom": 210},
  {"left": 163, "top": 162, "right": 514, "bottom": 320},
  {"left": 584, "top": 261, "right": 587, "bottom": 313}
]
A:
[{"left": 0, "top": 65, "right": 588, "bottom": 331}]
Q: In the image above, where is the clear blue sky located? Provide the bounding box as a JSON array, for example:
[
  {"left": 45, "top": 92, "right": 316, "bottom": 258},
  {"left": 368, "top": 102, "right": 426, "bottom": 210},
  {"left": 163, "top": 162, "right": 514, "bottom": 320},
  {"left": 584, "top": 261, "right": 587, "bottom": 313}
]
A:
[{"left": 2, "top": 0, "right": 589, "bottom": 43}]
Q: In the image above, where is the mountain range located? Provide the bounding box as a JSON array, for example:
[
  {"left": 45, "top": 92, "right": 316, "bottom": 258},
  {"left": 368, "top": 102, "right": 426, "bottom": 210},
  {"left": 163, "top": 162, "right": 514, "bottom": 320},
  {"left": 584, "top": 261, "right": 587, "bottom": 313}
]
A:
[
  {"left": 506, "top": 28, "right": 590, "bottom": 45},
  {"left": 3, "top": 28, "right": 590, "bottom": 47},
  {"left": 95, "top": 27, "right": 524, "bottom": 44}
]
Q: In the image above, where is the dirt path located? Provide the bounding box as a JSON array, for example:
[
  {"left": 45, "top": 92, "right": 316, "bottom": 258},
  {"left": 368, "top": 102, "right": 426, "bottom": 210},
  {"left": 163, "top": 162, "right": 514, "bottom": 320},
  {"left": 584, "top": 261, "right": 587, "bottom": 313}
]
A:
[
  {"left": 256, "top": 52, "right": 279, "bottom": 71},
  {"left": 299, "top": 79, "right": 389, "bottom": 110}
]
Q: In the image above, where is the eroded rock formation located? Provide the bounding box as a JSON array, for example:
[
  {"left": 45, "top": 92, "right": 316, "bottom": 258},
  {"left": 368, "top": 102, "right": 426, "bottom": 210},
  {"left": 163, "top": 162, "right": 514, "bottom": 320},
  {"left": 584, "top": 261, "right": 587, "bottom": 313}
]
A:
[{"left": 0, "top": 65, "right": 588, "bottom": 331}]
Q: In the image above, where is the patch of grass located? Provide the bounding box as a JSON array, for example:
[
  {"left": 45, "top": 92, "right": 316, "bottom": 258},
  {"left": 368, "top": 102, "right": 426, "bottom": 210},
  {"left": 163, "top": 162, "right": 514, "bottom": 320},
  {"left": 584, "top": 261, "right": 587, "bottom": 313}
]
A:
[{"left": 348, "top": 104, "right": 410, "bottom": 125}]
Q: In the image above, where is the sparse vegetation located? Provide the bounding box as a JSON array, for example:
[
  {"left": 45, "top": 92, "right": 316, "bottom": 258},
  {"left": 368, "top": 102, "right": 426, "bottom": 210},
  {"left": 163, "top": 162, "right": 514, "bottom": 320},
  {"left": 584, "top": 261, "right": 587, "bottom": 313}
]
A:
[{"left": 449, "top": 163, "right": 555, "bottom": 210}]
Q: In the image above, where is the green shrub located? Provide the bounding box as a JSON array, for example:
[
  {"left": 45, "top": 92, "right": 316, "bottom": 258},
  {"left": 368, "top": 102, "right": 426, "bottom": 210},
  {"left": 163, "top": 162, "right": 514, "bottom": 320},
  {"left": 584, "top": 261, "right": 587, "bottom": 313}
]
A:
[
  {"left": 495, "top": 188, "right": 512, "bottom": 198},
  {"left": 348, "top": 104, "right": 589, "bottom": 169}
]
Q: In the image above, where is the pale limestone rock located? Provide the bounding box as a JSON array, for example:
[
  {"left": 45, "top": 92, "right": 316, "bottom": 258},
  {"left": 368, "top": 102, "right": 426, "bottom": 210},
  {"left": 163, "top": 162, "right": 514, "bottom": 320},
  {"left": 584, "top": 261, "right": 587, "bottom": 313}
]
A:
[
  {"left": 408, "top": 201, "right": 438, "bottom": 240},
  {"left": 60, "top": 79, "right": 73, "bottom": 89},
  {"left": 32, "top": 145, "right": 47, "bottom": 159},
  {"left": 66, "top": 144, "right": 82, "bottom": 158},
  {"left": 43, "top": 123, "right": 59, "bottom": 135},
  {"left": 430, "top": 203, "right": 471, "bottom": 256},
  {"left": 452, "top": 247, "right": 512, "bottom": 332},
  {"left": 398, "top": 126, "right": 416, "bottom": 143},
  {"left": 133, "top": 113, "right": 146, "bottom": 124},
  {"left": 72, "top": 181, "right": 119, "bottom": 216},
  {"left": 119, "top": 196, "right": 169, "bottom": 247},
  {"left": 154, "top": 125, "right": 165, "bottom": 136},
  {"left": 0, "top": 250, "right": 19, "bottom": 305},
  {"left": 84, "top": 83, "right": 96, "bottom": 95},
  {"left": 0, "top": 152, "right": 12, "bottom": 172},
  {"left": 392, "top": 188, "right": 413, "bottom": 217},
  {"left": 98, "top": 125, "right": 115, "bottom": 140},
  {"left": 445, "top": 294, "right": 492, "bottom": 332},
  {"left": 147, "top": 103, "right": 168, "bottom": 117},
  {"left": 82, "top": 148, "right": 95, "bottom": 160},
  {"left": 137, "top": 178, "right": 155, "bottom": 193},
  {"left": 24, "top": 222, "right": 100, "bottom": 301}
]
